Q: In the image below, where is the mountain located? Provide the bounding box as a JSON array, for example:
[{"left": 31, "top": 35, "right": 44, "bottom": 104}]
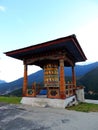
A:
[
  {"left": 0, "top": 70, "right": 44, "bottom": 95},
  {"left": 0, "top": 62, "right": 98, "bottom": 96},
  {"left": 0, "top": 80, "right": 6, "bottom": 84},
  {"left": 65, "top": 62, "right": 98, "bottom": 76}
]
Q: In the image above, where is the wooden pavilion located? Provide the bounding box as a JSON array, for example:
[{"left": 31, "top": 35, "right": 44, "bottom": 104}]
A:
[{"left": 5, "top": 34, "right": 87, "bottom": 99}]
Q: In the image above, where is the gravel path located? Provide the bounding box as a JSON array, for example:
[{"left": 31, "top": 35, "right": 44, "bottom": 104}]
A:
[{"left": 0, "top": 103, "right": 98, "bottom": 130}]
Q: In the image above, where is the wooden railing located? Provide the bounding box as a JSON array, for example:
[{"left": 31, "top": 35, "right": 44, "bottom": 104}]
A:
[
  {"left": 26, "top": 82, "right": 36, "bottom": 97},
  {"left": 25, "top": 81, "right": 76, "bottom": 98},
  {"left": 66, "top": 81, "right": 75, "bottom": 97}
]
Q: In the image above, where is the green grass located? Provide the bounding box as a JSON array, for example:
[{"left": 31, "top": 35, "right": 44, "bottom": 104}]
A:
[
  {"left": 0, "top": 96, "right": 22, "bottom": 104},
  {"left": 67, "top": 102, "right": 98, "bottom": 112}
]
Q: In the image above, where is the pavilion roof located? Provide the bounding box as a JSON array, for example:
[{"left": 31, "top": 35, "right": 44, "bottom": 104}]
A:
[{"left": 4, "top": 34, "right": 87, "bottom": 63}]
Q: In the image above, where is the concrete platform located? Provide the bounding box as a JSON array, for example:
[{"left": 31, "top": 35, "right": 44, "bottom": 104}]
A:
[
  {"left": 21, "top": 95, "right": 77, "bottom": 108},
  {"left": 85, "top": 99, "right": 98, "bottom": 104}
]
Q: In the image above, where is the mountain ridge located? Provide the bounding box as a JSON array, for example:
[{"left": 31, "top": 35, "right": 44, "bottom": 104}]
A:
[{"left": 0, "top": 80, "right": 6, "bottom": 84}]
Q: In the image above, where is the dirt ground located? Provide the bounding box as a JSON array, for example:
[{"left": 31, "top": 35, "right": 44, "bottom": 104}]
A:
[{"left": 0, "top": 103, "right": 98, "bottom": 130}]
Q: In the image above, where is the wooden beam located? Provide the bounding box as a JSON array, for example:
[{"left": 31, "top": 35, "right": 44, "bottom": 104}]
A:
[{"left": 24, "top": 51, "right": 74, "bottom": 67}]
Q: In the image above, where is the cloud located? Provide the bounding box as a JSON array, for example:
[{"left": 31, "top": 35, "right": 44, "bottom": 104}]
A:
[
  {"left": 0, "top": 5, "right": 6, "bottom": 12},
  {"left": 76, "top": 18, "right": 98, "bottom": 63},
  {"left": 0, "top": 55, "right": 41, "bottom": 82}
]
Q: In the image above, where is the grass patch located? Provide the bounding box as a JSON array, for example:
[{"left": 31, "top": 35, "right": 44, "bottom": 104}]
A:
[
  {"left": 0, "top": 96, "right": 22, "bottom": 104},
  {"left": 67, "top": 102, "right": 98, "bottom": 112}
]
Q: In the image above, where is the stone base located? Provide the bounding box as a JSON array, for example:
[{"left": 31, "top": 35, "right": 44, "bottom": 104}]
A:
[
  {"left": 76, "top": 87, "right": 85, "bottom": 102},
  {"left": 20, "top": 95, "right": 77, "bottom": 108}
]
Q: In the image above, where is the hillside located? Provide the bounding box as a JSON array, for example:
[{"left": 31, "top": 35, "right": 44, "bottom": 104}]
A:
[
  {"left": 78, "top": 67, "right": 98, "bottom": 99},
  {"left": 79, "top": 67, "right": 98, "bottom": 92}
]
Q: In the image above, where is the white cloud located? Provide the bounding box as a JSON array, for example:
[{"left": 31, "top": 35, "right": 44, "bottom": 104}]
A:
[
  {"left": 0, "top": 56, "right": 23, "bottom": 82},
  {"left": 0, "top": 55, "right": 41, "bottom": 82},
  {"left": 76, "top": 18, "right": 98, "bottom": 63},
  {"left": 0, "top": 5, "right": 6, "bottom": 12}
]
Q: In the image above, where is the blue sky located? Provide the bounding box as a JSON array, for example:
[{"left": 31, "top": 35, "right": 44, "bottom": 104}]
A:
[{"left": 0, "top": 0, "right": 98, "bottom": 82}]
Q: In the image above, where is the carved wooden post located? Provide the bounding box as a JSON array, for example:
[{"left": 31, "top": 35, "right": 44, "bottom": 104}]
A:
[
  {"left": 59, "top": 58, "right": 66, "bottom": 99},
  {"left": 72, "top": 66, "right": 76, "bottom": 94},
  {"left": 23, "top": 64, "right": 28, "bottom": 96},
  {"left": 72, "top": 66, "right": 76, "bottom": 87}
]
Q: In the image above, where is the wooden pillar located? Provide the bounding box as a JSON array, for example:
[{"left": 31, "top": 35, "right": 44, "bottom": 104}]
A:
[
  {"left": 59, "top": 59, "right": 66, "bottom": 99},
  {"left": 72, "top": 66, "right": 76, "bottom": 95},
  {"left": 23, "top": 64, "right": 28, "bottom": 96}
]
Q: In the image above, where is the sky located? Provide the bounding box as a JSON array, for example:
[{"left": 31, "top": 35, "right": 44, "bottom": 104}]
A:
[{"left": 0, "top": 0, "right": 98, "bottom": 82}]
